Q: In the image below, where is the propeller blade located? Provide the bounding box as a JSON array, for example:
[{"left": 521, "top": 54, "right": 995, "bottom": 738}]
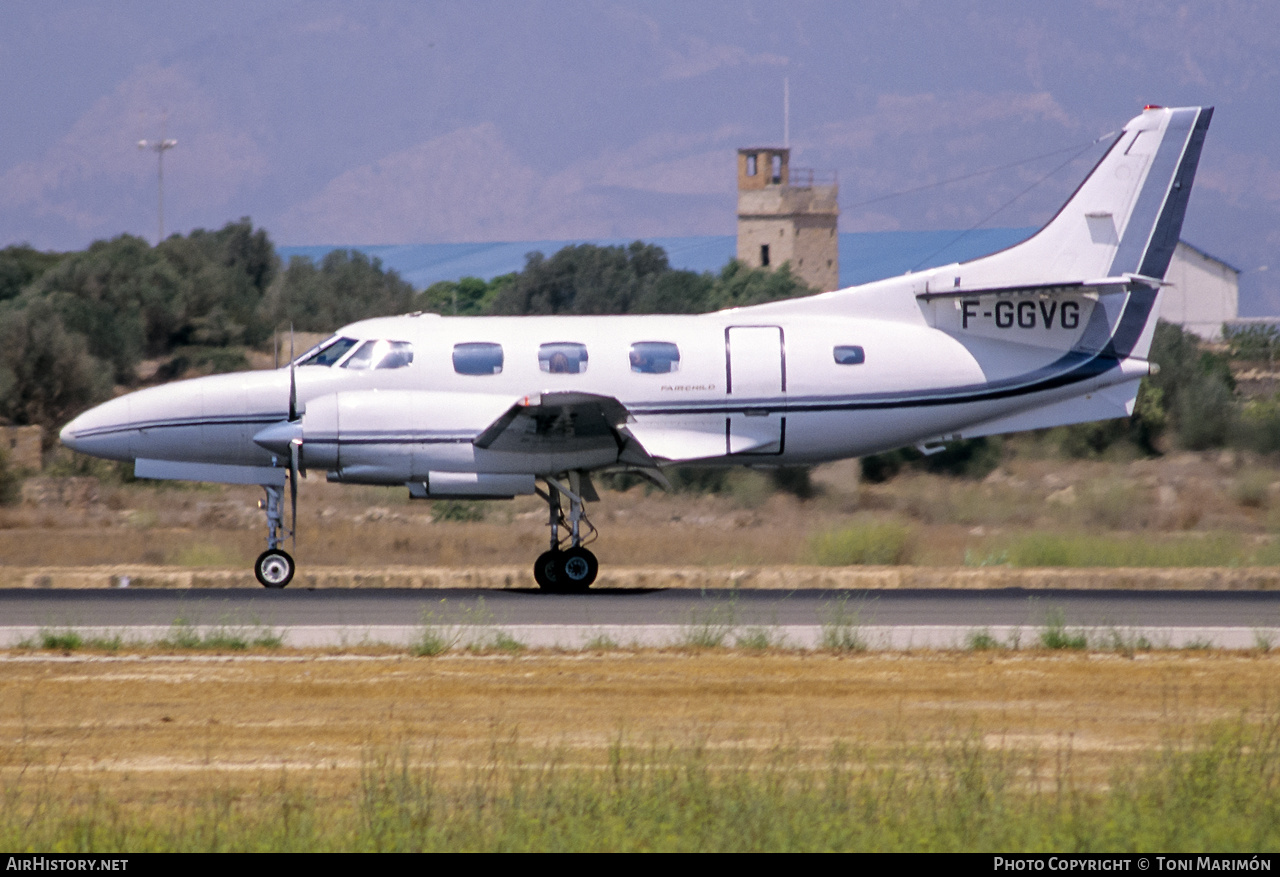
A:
[
  {"left": 289, "top": 438, "right": 300, "bottom": 550},
  {"left": 288, "top": 325, "right": 298, "bottom": 422}
]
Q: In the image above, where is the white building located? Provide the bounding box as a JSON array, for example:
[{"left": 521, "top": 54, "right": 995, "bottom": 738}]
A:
[{"left": 1160, "top": 240, "right": 1240, "bottom": 340}]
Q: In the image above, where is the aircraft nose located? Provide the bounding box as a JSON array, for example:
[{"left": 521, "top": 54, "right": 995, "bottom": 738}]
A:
[
  {"left": 58, "top": 419, "right": 81, "bottom": 452},
  {"left": 58, "top": 395, "right": 135, "bottom": 461}
]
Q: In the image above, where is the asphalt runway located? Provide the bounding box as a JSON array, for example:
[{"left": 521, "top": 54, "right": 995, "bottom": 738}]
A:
[{"left": 3, "top": 587, "right": 1280, "bottom": 650}]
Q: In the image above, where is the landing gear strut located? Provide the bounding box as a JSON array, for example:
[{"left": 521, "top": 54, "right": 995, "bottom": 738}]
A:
[
  {"left": 534, "top": 473, "right": 598, "bottom": 592},
  {"left": 254, "top": 483, "right": 295, "bottom": 588}
]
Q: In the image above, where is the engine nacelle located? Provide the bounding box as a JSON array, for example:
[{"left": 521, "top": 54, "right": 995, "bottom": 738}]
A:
[
  {"left": 290, "top": 390, "right": 509, "bottom": 483},
  {"left": 256, "top": 388, "right": 618, "bottom": 487}
]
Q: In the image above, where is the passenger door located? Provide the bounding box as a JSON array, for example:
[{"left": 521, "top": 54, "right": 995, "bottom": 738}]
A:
[{"left": 724, "top": 325, "right": 785, "bottom": 455}]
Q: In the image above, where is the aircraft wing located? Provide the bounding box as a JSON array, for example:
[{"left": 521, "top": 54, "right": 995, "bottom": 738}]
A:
[
  {"left": 473, "top": 392, "right": 748, "bottom": 468},
  {"left": 473, "top": 391, "right": 633, "bottom": 456}
]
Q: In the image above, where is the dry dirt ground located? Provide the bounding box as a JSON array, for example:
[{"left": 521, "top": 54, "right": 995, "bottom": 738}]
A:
[
  {"left": 5, "top": 449, "right": 1280, "bottom": 572},
  {"left": 1, "top": 651, "right": 1274, "bottom": 802}
]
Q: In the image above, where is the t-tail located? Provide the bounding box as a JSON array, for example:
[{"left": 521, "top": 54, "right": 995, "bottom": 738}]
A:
[
  {"left": 770, "top": 105, "right": 1212, "bottom": 439},
  {"left": 933, "top": 104, "right": 1213, "bottom": 362},
  {"left": 932, "top": 105, "right": 1213, "bottom": 436}
]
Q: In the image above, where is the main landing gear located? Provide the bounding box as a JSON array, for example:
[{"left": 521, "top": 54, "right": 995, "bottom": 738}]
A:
[
  {"left": 254, "top": 483, "right": 295, "bottom": 588},
  {"left": 533, "top": 473, "right": 599, "bottom": 592}
]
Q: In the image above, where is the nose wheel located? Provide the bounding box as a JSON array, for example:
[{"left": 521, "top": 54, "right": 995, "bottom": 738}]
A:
[
  {"left": 534, "top": 474, "right": 599, "bottom": 592},
  {"left": 255, "top": 549, "right": 295, "bottom": 589}
]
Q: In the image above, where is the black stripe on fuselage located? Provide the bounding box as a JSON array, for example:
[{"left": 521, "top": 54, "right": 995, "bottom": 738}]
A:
[{"left": 69, "top": 414, "right": 287, "bottom": 439}]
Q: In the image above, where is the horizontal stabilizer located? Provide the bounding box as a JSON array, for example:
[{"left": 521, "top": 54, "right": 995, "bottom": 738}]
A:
[{"left": 916, "top": 275, "right": 1159, "bottom": 302}]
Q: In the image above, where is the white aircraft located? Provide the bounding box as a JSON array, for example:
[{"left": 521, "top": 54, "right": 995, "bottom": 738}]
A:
[{"left": 60, "top": 105, "right": 1212, "bottom": 590}]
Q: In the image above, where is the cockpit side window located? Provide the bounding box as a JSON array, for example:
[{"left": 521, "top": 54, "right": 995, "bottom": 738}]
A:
[
  {"left": 342, "top": 340, "right": 414, "bottom": 370},
  {"left": 629, "top": 341, "right": 680, "bottom": 374},
  {"left": 453, "top": 342, "right": 504, "bottom": 375},
  {"left": 833, "top": 345, "right": 866, "bottom": 365},
  {"left": 298, "top": 336, "right": 358, "bottom": 367},
  {"left": 539, "top": 342, "right": 588, "bottom": 374}
]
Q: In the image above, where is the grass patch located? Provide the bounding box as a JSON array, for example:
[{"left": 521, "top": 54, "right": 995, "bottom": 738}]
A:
[
  {"left": 678, "top": 594, "right": 737, "bottom": 649},
  {"left": 995, "top": 532, "right": 1261, "bottom": 567},
  {"left": 735, "top": 626, "right": 786, "bottom": 651},
  {"left": 1102, "top": 627, "right": 1155, "bottom": 657},
  {"left": 412, "top": 596, "right": 524, "bottom": 655},
  {"left": 6, "top": 719, "right": 1280, "bottom": 851},
  {"left": 169, "top": 543, "right": 243, "bottom": 567},
  {"left": 819, "top": 594, "right": 868, "bottom": 652},
  {"left": 160, "top": 617, "right": 282, "bottom": 650},
  {"left": 18, "top": 629, "right": 126, "bottom": 652},
  {"left": 807, "top": 520, "right": 915, "bottom": 566},
  {"left": 39, "top": 630, "right": 83, "bottom": 651},
  {"left": 1039, "top": 609, "right": 1088, "bottom": 650},
  {"left": 467, "top": 630, "right": 526, "bottom": 655},
  {"left": 583, "top": 633, "right": 621, "bottom": 651},
  {"left": 964, "top": 628, "right": 1003, "bottom": 651},
  {"left": 411, "top": 603, "right": 462, "bottom": 656},
  {"left": 430, "top": 500, "right": 486, "bottom": 523}
]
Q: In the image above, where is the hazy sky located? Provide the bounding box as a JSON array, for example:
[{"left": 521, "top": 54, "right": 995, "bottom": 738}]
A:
[{"left": 3, "top": 1, "right": 1278, "bottom": 311}]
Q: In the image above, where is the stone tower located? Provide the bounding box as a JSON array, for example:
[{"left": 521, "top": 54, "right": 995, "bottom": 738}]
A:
[{"left": 736, "top": 147, "right": 839, "bottom": 292}]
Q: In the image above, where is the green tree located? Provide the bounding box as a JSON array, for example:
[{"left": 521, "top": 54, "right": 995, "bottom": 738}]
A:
[
  {"left": 29, "top": 220, "right": 281, "bottom": 381},
  {"left": 420, "top": 275, "right": 512, "bottom": 316},
  {"left": 260, "top": 250, "right": 417, "bottom": 332},
  {"left": 1148, "top": 321, "right": 1236, "bottom": 450},
  {"left": 708, "top": 260, "right": 816, "bottom": 310},
  {"left": 488, "top": 242, "right": 696, "bottom": 315},
  {"left": 0, "top": 299, "right": 110, "bottom": 439},
  {"left": 0, "top": 244, "right": 63, "bottom": 302}
]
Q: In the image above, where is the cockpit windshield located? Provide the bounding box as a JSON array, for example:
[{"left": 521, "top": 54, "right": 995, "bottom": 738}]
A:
[
  {"left": 297, "top": 336, "right": 359, "bottom": 367},
  {"left": 341, "top": 340, "right": 414, "bottom": 370}
]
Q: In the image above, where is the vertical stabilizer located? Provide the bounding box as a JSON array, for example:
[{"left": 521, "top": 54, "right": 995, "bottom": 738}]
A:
[{"left": 957, "top": 106, "right": 1212, "bottom": 289}]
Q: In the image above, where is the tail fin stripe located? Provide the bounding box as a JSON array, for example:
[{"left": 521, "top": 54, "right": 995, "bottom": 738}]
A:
[
  {"left": 1135, "top": 107, "right": 1213, "bottom": 279},
  {"left": 1108, "top": 107, "right": 1206, "bottom": 278}
]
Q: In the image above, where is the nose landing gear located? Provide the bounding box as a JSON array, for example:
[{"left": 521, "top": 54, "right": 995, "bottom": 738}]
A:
[
  {"left": 254, "top": 483, "right": 295, "bottom": 588},
  {"left": 533, "top": 473, "right": 599, "bottom": 592}
]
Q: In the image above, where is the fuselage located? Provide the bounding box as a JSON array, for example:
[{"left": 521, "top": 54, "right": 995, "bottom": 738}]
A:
[{"left": 59, "top": 296, "right": 1145, "bottom": 485}]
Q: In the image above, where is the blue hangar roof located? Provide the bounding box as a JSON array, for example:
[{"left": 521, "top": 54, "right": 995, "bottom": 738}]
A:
[{"left": 278, "top": 227, "right": 1037, "bottom": 291}]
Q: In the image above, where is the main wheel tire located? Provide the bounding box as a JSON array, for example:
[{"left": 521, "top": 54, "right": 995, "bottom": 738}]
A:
[
  {"left": 255, "top": 549, "right": 295, "bottom": 589},
  {"left": 558, "top": 546, "right": 598, "bottom": 592},
  {"left": 533, "top": 550, "right": 561, "bottom": 591}
]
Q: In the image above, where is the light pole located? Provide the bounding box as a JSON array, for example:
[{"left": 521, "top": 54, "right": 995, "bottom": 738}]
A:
[{"left": 138, "top": 120, "right": 177, "bottom": 244}]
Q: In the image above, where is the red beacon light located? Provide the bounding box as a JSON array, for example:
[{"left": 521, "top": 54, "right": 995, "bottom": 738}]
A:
[{"left": 1143, "top": 104, "right": 1164, "bottom": 110}]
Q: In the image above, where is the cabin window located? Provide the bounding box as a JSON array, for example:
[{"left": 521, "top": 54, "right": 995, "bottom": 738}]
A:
[
  {"left": 771, "top": 154, "right": 782, "bottom": 184},
  {"left": 746, "top": 155, "right": 757, "bottom": 176},
  {"left": 298, "top": 336, "right": 358, "bottom": 367},
  {"left": 629, "top": 341, "right": 680, "bottom": 374},
  {"left": 342, "top": 340, "right": 414, "bottom": 370},
  {"left": 452, "top": 342, "right": 504, "bottom": 375},
  {"left": 833, "top": 345, "right": 866, "bottom": 365},
  {"left": 539, "top": 342, "right": 588, "bottom": 374}
]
